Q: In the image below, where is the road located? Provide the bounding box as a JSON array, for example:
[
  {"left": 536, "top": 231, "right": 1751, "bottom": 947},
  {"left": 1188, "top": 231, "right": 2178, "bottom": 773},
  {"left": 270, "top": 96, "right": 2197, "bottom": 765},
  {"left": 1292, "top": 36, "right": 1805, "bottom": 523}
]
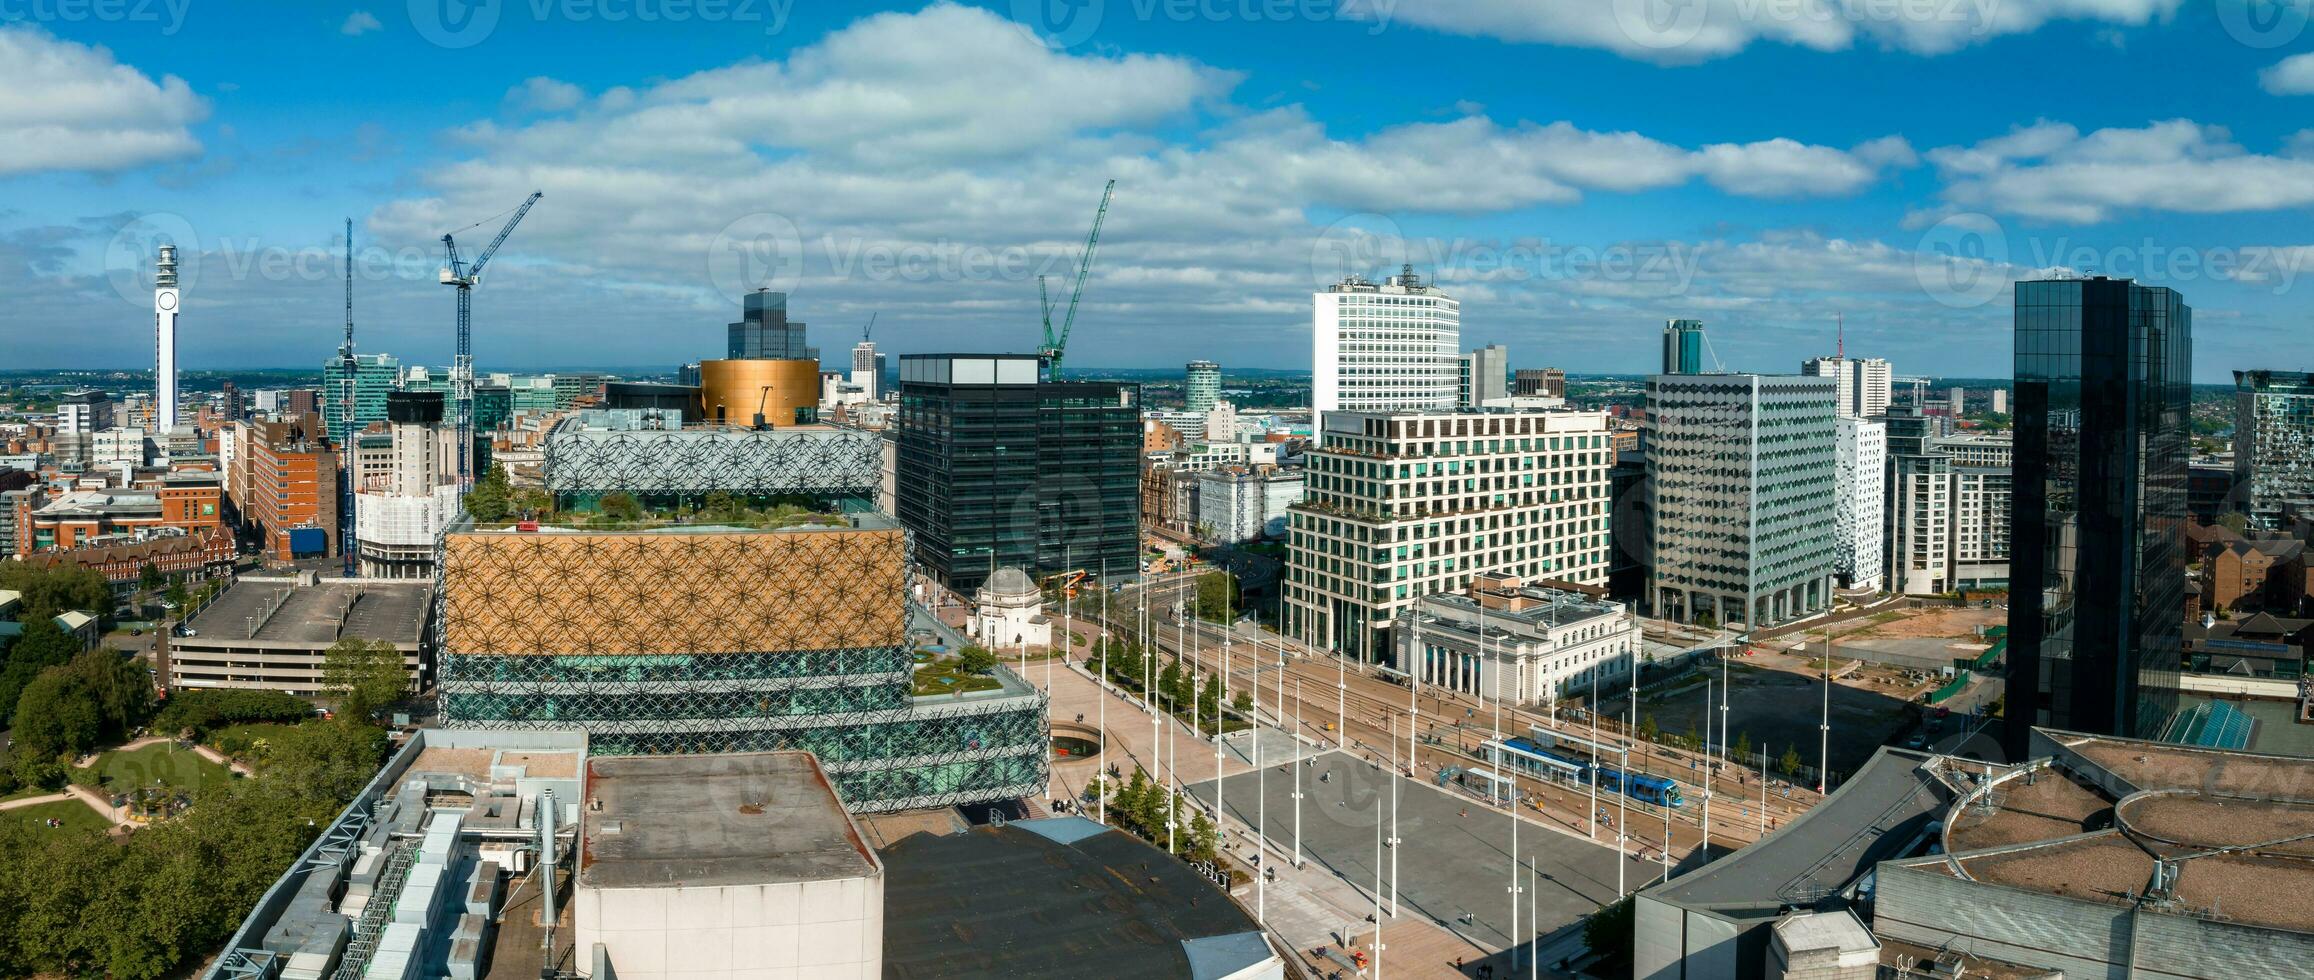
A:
[{"left": 1087, "top": 583, "right": 1823, "bottom": 863}]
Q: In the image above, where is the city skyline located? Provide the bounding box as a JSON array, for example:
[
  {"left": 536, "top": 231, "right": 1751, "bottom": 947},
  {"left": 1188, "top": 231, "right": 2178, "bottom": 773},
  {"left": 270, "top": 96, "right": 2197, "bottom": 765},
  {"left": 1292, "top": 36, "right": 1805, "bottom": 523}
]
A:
[{"left": 4, "top": 4, "right": 2313, "bottom": 379}]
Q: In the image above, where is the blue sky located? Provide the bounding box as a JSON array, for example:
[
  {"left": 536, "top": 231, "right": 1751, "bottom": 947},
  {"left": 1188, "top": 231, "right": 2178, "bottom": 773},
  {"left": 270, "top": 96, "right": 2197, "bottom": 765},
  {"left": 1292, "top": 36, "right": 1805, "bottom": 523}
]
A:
[{"left": 3, "top": 0, "right": 2312, "bottom": 380}]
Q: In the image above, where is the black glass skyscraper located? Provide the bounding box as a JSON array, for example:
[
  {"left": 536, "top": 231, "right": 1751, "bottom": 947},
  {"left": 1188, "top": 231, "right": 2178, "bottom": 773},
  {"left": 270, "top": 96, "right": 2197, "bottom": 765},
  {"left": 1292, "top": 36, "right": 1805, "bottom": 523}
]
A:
[
  {"left": 2006, "top": 277, "right": 2190, "bottom": 758},
  {"left": 894, "top": 354, "right": 1140, "bottom": 594},
  {"left": 727, "top": 288, "right": 817, "bottom": 362}
]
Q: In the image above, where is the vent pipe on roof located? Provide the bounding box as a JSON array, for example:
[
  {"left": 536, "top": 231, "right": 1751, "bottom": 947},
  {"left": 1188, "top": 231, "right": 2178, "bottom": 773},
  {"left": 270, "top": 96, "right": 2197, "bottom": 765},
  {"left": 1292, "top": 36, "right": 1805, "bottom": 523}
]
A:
[{"left": 538, "top": 788, "right": 558, "bottom": 977}]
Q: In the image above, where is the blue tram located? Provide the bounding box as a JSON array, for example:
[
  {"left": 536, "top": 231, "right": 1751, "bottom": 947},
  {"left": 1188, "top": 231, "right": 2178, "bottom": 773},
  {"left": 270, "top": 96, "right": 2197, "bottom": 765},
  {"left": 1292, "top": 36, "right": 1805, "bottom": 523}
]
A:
[{"left": 1482, "top": 734, "right": 1686, "bottom": 808}]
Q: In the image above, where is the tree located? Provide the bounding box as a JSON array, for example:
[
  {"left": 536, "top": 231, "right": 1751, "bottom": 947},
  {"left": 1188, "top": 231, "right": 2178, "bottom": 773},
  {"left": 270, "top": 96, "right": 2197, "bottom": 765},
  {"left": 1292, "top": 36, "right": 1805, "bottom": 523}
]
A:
[
  {"left": 1778, "top": 746, "right": 1803, "bottom": 779},
  {"left": 1637, "top": 713, "right": 1660, "bottom": 744},
  {"left": 11, "top": 669, "right": 103, "bottom": 768},
  {"left": 598, "top": 491, "right": 644, "bottom": 522},
  {"left": 1187, "top": 811, "right": 1220, "bottom": 863},
  {"left": 1232, "top": 689, "right": 1253, "bottom": 714},
  {"left": 164, "top": 579, "right": 191, "bottom": 619},
  {"left": 1733, "top": 730, "right": 1754, "bottom": 764},
  {"left": 1158, "top": 658, "right": 1183, "bottom": 710},
  {"left": 1192, "top": 571, "right": 1241, "bottom": 621},
  {"left": 1584, "top": 896, "right": 1636, "bottom": 965},
  {"left": 701, "top": 490, "right": 737, "bottom": 519},
  {"left": 0, "top": 563, "right": 111, "bottom": 622},
  {"left": 465, "top": 464, "right": 513, "bottom": 523},
  {"left": 1, "top": 618, "right": 84, "bottom": 727},
  {"left": 955, "top": 645, "right": 999, "bottom": 675},
  {"left": 137, "top": 563, "right": 164, "bottom": 594},
  {"left": 321, "top": 637, "right": 408, "bottom": 722},
  {"left": 511, "top": 486, "right": 551, "bottom": 519}
]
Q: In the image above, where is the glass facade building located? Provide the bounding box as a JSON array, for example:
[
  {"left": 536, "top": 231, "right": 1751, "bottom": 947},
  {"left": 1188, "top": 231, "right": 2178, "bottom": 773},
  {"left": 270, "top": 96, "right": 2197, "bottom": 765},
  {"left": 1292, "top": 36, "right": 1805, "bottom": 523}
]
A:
[
  {"left": 1661, "top": 319, "right": 1706, "bottom": 375},
  {"left": 321, "top": 352, "right": 400, "bottom": 436},
  {"left": 2008, "top": 277, "right": 2190, "bottom": 758},
  {"left": 895, "top": 354, "right": 1141, "bottom": 594},
  {"left": 2232, "top": 370, "right": 2314, "bottom": 528},
  {"left": 727, "top": 288, "right": 818, "bottom": 362},
  {"left": 1645, "top": 373, "right": 1840, "bottom": 628}
]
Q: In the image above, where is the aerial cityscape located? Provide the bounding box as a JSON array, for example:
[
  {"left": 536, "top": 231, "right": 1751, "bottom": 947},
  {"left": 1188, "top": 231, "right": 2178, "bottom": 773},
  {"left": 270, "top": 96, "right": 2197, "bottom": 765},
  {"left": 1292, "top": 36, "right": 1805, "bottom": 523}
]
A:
[{"left": 5, "top": 3, "right": 2314, "bottom": 980}]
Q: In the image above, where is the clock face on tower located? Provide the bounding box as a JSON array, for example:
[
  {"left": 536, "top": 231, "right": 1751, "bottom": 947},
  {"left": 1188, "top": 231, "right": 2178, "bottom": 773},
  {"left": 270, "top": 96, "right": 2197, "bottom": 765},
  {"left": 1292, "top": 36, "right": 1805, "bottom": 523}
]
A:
[{"left": 157, "top": 291, "right": 177, "bottom": 312}]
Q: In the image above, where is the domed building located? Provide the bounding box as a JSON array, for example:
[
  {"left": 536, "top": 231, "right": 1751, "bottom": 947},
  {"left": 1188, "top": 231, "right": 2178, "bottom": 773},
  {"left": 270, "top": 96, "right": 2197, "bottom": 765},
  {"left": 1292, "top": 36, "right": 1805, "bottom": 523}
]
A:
[{"left": 971, "top": 567, "right": 1052, "bottom": 649}]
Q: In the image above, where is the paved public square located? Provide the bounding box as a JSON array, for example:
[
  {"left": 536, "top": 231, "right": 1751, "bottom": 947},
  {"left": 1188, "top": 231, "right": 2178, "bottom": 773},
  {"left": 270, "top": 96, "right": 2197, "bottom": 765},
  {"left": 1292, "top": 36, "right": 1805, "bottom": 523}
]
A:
[{"left": 1187, "top": 752, "right": 1653, "bottom": 956}]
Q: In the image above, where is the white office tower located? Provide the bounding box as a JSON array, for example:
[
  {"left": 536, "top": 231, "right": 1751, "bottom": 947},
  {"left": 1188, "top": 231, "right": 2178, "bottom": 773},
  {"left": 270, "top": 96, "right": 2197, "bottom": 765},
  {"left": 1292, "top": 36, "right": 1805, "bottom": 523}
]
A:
[
  {"left": 1855, "top": 358, "right": 1893, "bottom": 417},
  {"left": 1312, "top": 265, "right": 1459, "bottom": 433},
  {"left": 154, "top": 244, "right": 180, "bottom": 433},
  {"left": 850, "top": 340, "right": 880, "bottom": 400},
  {"left": 1803, "top": 354, "right": 1896, "bottom": 419},
  {"left": 1802, "top": 356, "right": 1856, "bottom": 419},
  {"left": 1834, "top": 417, "right": 1886, "bottom": 591}
]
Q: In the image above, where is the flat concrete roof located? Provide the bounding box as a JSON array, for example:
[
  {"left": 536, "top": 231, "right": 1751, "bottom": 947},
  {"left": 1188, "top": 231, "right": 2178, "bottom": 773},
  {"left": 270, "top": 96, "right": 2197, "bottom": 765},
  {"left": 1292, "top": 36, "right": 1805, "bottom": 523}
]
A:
[
  {"left": 579, "top": 751, "right": 876, "bottom": 890},
  {"left": 182, "top": 578, "right": 430, "bottom": 648}
]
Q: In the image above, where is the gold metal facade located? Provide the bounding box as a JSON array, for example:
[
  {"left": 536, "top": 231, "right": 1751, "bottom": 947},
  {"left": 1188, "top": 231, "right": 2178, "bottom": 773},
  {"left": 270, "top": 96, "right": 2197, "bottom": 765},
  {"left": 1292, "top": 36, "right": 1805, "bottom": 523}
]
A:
[
  {"left": 696, "top": 359, "right": 821, "bottom": 429},
  {"left": 440, "top": 526, "right": 906, "bottom": 655}
]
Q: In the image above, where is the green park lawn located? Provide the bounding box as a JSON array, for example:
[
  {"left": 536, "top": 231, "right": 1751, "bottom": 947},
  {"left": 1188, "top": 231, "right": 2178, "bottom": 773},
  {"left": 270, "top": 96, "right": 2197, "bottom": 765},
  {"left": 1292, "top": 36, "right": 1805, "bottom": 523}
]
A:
[
  {"left": 205, "top": 722, "right": 304, "bottom": 762},
  {"left": 90, "top": 743, "right": 236, "bottom": 796},
  {"left": 0, "top": 799, "right": 113, "bottom": 835}
]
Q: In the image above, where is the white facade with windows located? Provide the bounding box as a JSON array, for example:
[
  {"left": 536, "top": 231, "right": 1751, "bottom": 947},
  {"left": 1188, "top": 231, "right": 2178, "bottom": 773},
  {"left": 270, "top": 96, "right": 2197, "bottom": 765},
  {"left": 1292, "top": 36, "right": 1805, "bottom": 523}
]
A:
[
  {"left": 1834, "top": 418, "right": 1886, "bottom": 591},
  {"left": 1312, "top": 267, "right": 1459, "bottom": 431},
  {"left": 1195, "top": 466, "right": 1304, "bottom": 543},
  {"left": 1397, "top": 576, "right": 1638, "bottom": 707},
  {"left": 1284, "top": 407, "right": 1612, "bottom": 665}
]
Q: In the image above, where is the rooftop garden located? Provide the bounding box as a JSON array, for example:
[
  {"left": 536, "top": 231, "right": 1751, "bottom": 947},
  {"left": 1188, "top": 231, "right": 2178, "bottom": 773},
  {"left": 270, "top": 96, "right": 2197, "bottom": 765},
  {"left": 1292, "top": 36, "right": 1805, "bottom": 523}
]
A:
[
  {"left": 911, "top": 645, "right": 1005, "bottom": 698},
  {"left": 463, "top": 466, "right": 850, "bottom": 531}
]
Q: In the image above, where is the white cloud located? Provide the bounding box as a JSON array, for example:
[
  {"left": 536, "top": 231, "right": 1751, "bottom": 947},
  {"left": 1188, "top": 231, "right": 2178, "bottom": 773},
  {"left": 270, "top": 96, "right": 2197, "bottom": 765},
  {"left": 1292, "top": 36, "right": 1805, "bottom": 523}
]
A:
[
  {"left": 0, "top": 26, "right": 208, "bottom": 177},
  {"left": 340, "top": 10, "right": 382, "bottom": 35},
  {"left": 1928, "top": 119, "right": 2314, "bottom": 221},
  {"left": 1378, "top": 0, "right": 2180, "bottom": 63},
  {"left": 2261, "top": 52, "right": 2314, "bottom": 95},
  {"left": 335, "top": 4, "right": 1911, "bottom": 369},
  {"left": 505, "top": 76, "right": 585, "bottom": 113}
]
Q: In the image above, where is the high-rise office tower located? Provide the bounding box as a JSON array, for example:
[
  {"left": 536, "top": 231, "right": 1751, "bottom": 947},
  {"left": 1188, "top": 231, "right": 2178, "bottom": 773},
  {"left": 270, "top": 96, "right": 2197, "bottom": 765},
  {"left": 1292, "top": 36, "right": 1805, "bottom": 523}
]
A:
[
  {"left": 1312, "top": 266, "right": 1459, "bottom": 427},
  {"left": 1646, "top": 373, "right": 1840, "bottom": 628},
  {"left": 1802, "top": 356, "right": 1856, "bottom": 419},
  {"left": 1834, "top": 417, "right": 1886, "bottom": 591},
  {"left": 322, "top": 352, "right": 401, "bottom": 439},
  {"left": 727, "top": 288, "right": 816, "bottom": 362},
  {"left": 1458, "top": 346, "right": 1508, "bottom": 408},
  {"left": 1855, "top": 358, "right": 1893, "bottom": 417},
  {"left": 853, "top": 341, "right": 885, "bottom": 401},
  {"left": 1512, "top": 368, "right": 1566, "bottom": 399},
  {"left": 1949, "top": 386, "right": 1967, "bottom": 415},
  {"left": 154, "top": 245, "right": 180, "bottom": 433},
  {"left": 2008, "top": 277, "right": 2190, "bottom": 758},
  {"left": 1803, "top": 353, "right": 1896, "bottom": 419},
  {"left": 1283, "top": 407, "right": 1612, "bottom": 664},
  {"left": 2232, "top": 370, "right": 2314, "bottom": 528},
  {"left": 1185, "top": 360, "right": 1221, "bottom": 413},
  {"left": 1661, "top": 319, "right": 1705, "bottom": 375},
  {"left": 894, "top": 354, "right": 1140, "bottom": 594}
]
